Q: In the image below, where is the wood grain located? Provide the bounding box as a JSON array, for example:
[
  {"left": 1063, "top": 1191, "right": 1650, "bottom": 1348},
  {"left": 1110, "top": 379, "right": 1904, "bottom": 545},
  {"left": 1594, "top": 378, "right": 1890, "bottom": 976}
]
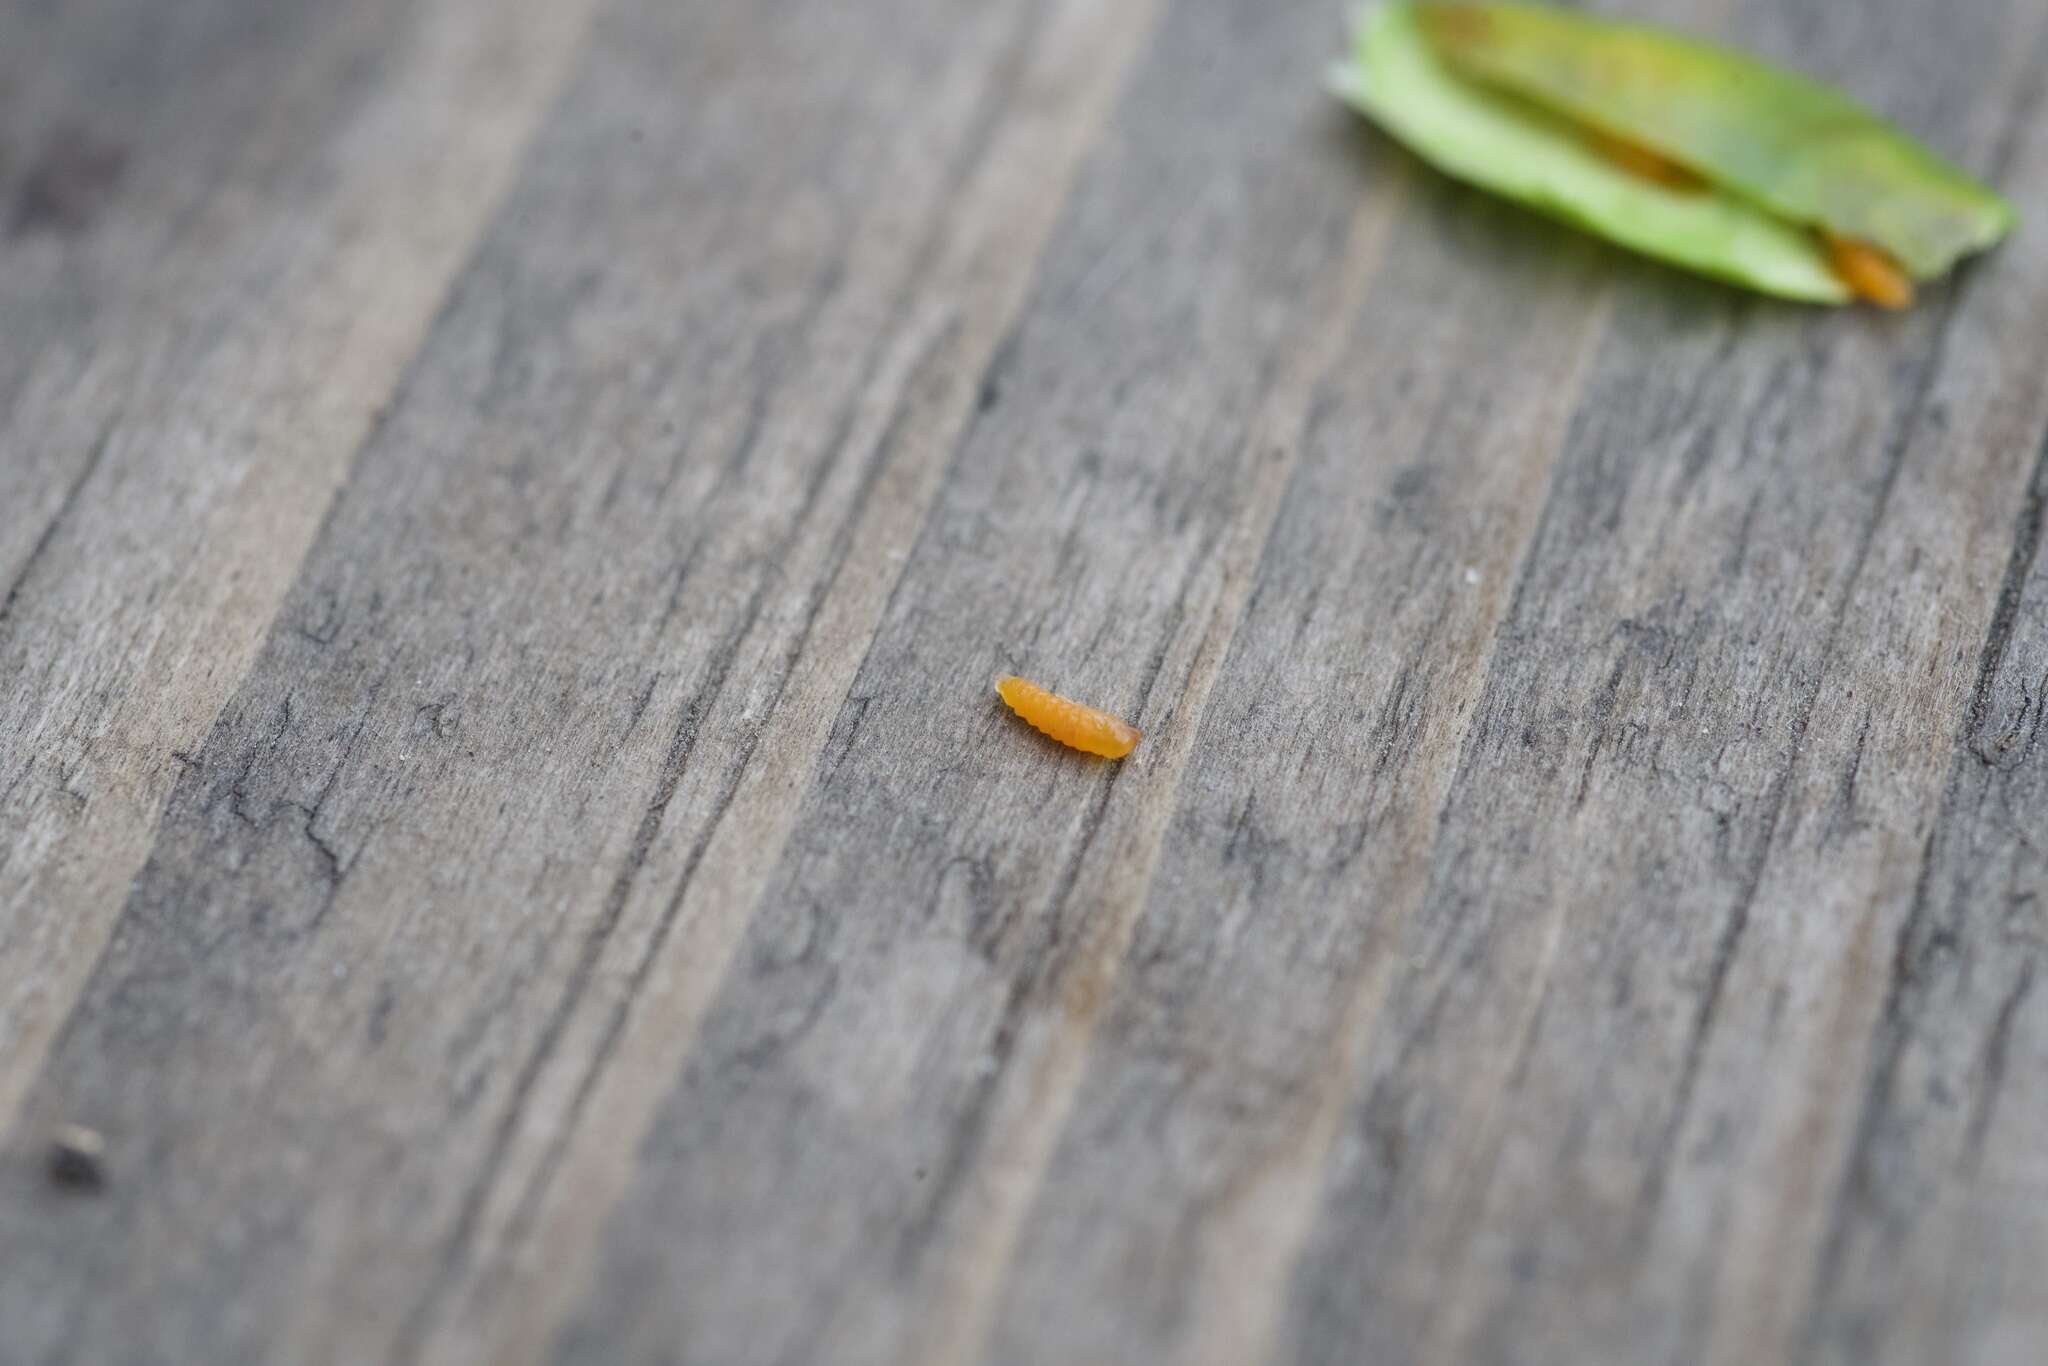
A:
[
  {"left": 0, "top": 0, "right": 600, "bottom": 1135},
  {"left": 418, "top": 0, "right": 1165, "bottom": 1357},
  {"left": 1278, "top": 5, "right": 2048, "bottom": 1364},
  {"left": 548, "top": 0, "right": 1416, "bottom": 1357},
  {"left": 1, "top": 0, "right": 2045, "bottom": 1363}
]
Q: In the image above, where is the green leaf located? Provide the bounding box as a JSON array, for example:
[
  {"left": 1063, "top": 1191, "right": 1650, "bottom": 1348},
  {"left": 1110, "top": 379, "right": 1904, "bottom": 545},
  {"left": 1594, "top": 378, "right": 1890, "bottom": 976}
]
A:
[{"left": 1333, "top": 3, "right": 2015, "bottom": 303}]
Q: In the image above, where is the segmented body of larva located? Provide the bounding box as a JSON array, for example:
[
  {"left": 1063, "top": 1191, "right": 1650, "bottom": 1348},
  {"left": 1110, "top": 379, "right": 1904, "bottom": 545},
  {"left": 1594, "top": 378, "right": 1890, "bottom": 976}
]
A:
[{"left": 995, "top": 675, "right": 1141, "bottom": 759}]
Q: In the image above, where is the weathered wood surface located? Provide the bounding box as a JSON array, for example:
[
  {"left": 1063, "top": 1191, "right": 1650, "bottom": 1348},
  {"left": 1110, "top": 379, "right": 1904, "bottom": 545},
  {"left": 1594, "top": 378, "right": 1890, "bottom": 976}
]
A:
[{"left": 1, "top": 0, "right": 2043, "bottom": 1361}]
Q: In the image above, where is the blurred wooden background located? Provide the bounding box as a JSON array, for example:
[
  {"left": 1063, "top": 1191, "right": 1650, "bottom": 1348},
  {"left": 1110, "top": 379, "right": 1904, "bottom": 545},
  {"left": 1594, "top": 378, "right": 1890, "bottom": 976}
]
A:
[{"left": 2, "top": 0, "right": 2044, "bottom": 1362}]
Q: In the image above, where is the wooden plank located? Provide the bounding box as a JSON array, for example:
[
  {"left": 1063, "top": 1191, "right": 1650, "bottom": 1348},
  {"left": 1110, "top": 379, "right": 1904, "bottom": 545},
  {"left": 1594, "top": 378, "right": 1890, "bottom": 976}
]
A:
[
  {"left": 0, "top": 0, "right": 1149, "bottom": 1361},
  {"left": 547, "top": 0, "right": 1417, "bottom": 1360},
  {"left": 1271, "top": 3, "right": 2048, "bottom": 1365},
  {"left": 0, "top": 0, "right": 600, "bottom": 1135},
  {"left": 3, "top": 0, "right": 2044, "bottom": 1361},
  {"left": 412, "top": 1, "right": 1168, "bottom": 1360},
  {"left": 1797, "top": 48, "right": 2048, "bottom": 1357},
  {"left": 971, "top": 173, "right": 1616, "bottom": 1366},
  {"left": 1637, "top": 21, "right": 2048, "bottom": 1363},
  {"left": 1801, "top": 376, "right": 2048, "bottom": 1366},
  {"left": 551, "top": 0, "right": 2048, "bottom": 1359}
]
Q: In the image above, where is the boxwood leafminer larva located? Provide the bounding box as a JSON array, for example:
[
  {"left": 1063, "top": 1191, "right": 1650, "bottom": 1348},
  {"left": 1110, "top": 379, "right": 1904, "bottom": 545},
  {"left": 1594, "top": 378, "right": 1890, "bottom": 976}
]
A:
[{"left": 995, "top": 675, "right": 1141, "bottom": 759}]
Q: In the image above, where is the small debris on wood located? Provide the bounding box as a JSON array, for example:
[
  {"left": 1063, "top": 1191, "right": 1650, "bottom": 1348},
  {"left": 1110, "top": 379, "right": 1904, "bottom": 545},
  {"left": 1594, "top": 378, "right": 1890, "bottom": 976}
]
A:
[{"left": 47, "top": 1124, "right": 108, "bottom": 1191}]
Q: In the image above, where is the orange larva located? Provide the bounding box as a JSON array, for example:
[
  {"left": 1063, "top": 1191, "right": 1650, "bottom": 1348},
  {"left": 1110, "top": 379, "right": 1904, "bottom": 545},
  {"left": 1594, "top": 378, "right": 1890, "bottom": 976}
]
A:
[
  {"left": 1820, "top": 231, "right": 1915, "bottom": 310},
  {"left": 1581, "top": 125, "right": 1708, "bottom": 194},
  {"left": 995, "top": 675, "right": 1141, "bottom": 759}
]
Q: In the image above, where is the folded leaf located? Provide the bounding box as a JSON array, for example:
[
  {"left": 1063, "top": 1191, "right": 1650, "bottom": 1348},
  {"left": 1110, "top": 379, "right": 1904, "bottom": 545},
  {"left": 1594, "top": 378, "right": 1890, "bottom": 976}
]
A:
[{"left": 1333, "top": 3, "right": 2015, "bottom": 304}]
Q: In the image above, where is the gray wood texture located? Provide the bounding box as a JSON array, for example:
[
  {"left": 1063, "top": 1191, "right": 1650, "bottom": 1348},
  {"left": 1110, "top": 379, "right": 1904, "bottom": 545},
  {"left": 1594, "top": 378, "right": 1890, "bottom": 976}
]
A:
[{"left": 1, "top": 0, "right": 2043, "bottom": 1362}]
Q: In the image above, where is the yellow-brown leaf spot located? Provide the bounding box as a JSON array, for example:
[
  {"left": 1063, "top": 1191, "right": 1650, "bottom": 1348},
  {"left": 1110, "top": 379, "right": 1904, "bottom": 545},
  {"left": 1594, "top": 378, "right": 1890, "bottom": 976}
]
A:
[
  {"left": 1416, "top": 7, "right": 1706, "bottom": 194},
  {"left": 1416, "top": 4, "right": 1495, "bottom": 53}
]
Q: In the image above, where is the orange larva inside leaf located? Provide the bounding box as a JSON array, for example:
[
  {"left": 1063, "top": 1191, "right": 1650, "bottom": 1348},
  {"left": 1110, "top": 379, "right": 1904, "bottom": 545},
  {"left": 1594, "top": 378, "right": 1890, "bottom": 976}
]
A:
[
  {"left": 1821, "top": 231, "right": 1915, "bottom": 309},
  {"left": 995, "top": 675, "right": 1141, "bottom": 759},
  {"left": 1581, "top": 126, "right": 1708, "bottom": 193}
]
